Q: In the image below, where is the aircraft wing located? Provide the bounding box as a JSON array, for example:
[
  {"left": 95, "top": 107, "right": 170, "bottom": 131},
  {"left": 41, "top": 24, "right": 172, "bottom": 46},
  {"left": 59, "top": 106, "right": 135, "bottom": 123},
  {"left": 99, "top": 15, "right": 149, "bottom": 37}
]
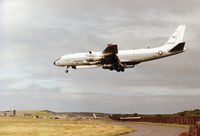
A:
[
  {"left": 102, "top": 44, "right": 125, "bottom": 71},
  {"left": 102, "top": 44, "right": 118, "bottom": 54}
]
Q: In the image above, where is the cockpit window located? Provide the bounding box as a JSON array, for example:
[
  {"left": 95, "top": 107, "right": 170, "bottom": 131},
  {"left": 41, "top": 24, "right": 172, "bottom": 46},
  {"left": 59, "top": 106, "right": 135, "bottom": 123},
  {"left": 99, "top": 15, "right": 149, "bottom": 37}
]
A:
[{"left": 55, "top": 58, "right": 61, "bottom": 61}]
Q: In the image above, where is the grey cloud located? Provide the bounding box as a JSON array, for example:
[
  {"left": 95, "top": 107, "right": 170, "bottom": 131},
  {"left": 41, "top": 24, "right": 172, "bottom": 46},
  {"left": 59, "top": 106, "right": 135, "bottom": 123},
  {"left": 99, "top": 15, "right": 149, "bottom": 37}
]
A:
[
  {"left": 77, "top": 93, "right": 200, "bottom": 114},
  {"left": 1, "top": 0, "right": 200, "bottom": 113},
  {"left": 1, "top": 83, "right": 200, "bottom": 113}
]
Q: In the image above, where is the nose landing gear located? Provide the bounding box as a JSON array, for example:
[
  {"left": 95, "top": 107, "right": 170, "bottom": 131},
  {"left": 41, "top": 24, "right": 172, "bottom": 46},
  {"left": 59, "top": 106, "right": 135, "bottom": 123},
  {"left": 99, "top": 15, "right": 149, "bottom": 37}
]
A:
[
  {"left": 65, "top": 69, "right": 69, "bottom": 73},
  {"left": 65, "top": 66, "right": 70, "bottom": 73}
]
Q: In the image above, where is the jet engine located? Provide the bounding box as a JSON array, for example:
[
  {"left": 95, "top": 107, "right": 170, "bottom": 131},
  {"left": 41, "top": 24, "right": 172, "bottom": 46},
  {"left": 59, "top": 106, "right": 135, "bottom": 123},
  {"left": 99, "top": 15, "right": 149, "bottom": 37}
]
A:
[
  {"left": 75, "top": 65, "right": 100, "bottom": 69},
  {"left": 102, "top": 64, "right": 113, "bottom": 69}
]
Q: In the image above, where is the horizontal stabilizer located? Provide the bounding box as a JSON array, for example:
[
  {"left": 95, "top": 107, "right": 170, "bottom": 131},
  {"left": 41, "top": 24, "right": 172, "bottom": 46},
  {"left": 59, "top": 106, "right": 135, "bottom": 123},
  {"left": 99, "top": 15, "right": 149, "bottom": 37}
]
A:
[{"left": 169, "top": 42, "right": 185, "bottom": 52}]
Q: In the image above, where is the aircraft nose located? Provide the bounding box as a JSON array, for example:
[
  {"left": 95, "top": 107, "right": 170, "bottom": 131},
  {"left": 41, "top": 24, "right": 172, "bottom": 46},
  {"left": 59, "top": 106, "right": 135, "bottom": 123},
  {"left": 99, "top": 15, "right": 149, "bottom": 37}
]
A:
[{"left": 53, "top": 58, "right": 60, "bottom": 66}]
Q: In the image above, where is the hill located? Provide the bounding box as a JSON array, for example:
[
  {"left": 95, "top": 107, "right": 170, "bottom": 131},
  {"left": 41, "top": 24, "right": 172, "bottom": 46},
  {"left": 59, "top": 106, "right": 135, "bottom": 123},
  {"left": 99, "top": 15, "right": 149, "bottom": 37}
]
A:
[
  {"left": 172, "top": 109, "right": 200, "bottom": 116},
  {"left": 111, "top": 109, "right": 200, "bottom": 118}
]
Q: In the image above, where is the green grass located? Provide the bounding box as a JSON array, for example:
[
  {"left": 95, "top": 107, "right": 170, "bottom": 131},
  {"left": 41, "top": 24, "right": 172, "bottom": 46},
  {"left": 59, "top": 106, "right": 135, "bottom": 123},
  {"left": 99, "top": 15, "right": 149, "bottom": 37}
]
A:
[
  {"left": 31, "top": 111, "right": 54, "bottom": 117},
  {"left": 0, "top": 117, "right": 134, "bottom": 136},
  {"left": 172, "top": 109, "right": 200, "bottom": 116},
  {"left": 111, "top": 109, "right": 200, "bottom": 117}
]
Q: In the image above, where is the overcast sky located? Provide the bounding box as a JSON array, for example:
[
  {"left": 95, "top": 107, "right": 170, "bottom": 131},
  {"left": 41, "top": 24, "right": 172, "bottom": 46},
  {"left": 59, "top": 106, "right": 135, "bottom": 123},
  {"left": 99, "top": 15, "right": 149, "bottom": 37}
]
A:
[{"left": 0, "top": 0, "right": 200, "bottom": 114}]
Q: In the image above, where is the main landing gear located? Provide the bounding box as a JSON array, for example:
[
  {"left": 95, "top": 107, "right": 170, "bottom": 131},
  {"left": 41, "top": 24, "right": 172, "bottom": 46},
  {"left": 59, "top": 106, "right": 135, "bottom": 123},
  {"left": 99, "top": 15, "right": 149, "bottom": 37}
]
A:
[{"left": 116, "top": 68, "right": 125, "bottom": 72}]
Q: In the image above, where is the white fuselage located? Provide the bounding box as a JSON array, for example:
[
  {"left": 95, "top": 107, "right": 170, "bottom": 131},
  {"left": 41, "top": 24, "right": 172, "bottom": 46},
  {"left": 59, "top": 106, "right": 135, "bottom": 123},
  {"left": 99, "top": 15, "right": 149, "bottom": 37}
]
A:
[{"left": 54, "top": 46, "right": 185, "bottom": 67}]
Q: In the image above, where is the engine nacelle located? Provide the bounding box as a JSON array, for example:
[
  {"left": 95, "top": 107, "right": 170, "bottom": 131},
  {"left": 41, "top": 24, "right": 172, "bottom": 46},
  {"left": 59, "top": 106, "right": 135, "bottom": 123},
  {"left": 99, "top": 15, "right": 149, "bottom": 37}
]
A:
[
  {"left": 102, "top": 64, "right": 113, "bottom": 69},
  {"left": 75, "top": 65, "right": 100, "bottom": 69}
]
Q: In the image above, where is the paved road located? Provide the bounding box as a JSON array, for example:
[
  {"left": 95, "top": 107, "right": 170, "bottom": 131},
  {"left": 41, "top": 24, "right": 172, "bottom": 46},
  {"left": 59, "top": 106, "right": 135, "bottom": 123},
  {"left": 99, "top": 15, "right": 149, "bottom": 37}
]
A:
[{"left": 107, "top": 122, "right": 187, "bottom": 136}]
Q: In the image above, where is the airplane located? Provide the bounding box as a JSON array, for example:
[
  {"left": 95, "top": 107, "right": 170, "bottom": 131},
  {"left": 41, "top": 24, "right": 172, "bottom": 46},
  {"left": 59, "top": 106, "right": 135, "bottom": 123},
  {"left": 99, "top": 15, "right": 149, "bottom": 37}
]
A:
[{"left": 54, "top": 25, "right": 186, "bottom": 73}]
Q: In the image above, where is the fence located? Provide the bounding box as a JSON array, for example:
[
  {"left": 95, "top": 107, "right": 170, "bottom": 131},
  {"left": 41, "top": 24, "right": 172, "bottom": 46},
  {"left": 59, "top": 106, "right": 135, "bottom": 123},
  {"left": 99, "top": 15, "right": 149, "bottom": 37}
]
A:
[
  {"left": 179, "top": 121, "right": 200, "bottom": 136},
  {"left": 109, "top": 116, "right": 200, "bottom": 125}
]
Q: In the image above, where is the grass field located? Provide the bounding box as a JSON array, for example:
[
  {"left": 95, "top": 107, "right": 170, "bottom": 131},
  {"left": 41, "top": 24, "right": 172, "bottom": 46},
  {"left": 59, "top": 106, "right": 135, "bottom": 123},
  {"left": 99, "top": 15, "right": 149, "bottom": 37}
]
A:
[{"left": 0, "top": 117, "right": 134, "bottom": 136}]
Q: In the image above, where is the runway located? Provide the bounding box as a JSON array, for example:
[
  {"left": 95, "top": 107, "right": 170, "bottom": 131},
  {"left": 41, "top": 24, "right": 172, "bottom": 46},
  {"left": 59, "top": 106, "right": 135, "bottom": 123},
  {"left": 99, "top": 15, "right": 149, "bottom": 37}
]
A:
[{"left": 107, "top": 121, "right": 187, "bottom": 136}]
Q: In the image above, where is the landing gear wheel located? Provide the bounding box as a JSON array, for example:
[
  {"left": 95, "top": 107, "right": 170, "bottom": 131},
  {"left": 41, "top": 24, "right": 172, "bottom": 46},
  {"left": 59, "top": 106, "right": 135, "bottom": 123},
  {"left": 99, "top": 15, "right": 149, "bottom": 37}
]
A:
[
  {"left": 121, "top": 69, "right": 125, "bottom": 72},
  {"left": 65, "top": 66, "right": 70, "bottom": 73}
]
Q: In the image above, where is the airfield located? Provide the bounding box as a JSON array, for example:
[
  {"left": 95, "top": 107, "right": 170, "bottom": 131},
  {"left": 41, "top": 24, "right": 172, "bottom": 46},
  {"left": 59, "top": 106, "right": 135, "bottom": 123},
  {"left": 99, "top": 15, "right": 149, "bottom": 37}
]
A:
[
  {"left": 1, "top": 110, "right": 200, "bottom": 136},
  {"left": 0, "top": 117, "right": 134, "bottom": 136},
  {"left": 0, "top": 110, "right": 134, "bottom": 136},
  {"left": 0, "top": 110, "right": 133, "bottom": 136}
]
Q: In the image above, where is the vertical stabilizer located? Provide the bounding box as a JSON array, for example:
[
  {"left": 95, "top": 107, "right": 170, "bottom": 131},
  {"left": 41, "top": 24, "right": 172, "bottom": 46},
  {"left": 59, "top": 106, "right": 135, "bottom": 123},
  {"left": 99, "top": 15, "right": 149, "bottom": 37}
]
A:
[
  {"left": 162, "top": 25, "right": 186, "bottom": 50},
  {"left": 93, "top": 113, "right": 97, "bottom": 119}
]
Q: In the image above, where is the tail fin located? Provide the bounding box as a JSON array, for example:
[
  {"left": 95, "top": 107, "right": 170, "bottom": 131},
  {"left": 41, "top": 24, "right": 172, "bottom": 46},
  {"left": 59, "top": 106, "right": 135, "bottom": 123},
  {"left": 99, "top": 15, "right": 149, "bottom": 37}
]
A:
[{"left": 162, "top": 25, "right": 186, "bottom": 50}]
